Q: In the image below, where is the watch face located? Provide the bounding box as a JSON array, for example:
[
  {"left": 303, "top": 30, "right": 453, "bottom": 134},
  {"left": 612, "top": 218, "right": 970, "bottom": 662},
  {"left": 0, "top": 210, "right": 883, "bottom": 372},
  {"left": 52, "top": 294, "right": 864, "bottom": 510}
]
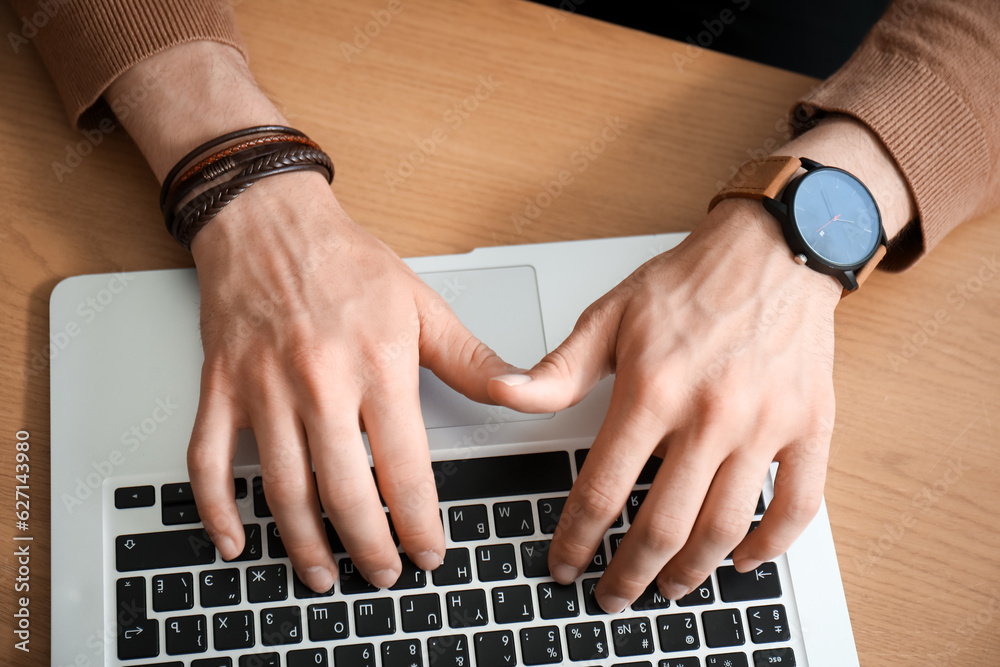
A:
[{"left": 791, "top": 168, "right": 880, "bottom": 266}]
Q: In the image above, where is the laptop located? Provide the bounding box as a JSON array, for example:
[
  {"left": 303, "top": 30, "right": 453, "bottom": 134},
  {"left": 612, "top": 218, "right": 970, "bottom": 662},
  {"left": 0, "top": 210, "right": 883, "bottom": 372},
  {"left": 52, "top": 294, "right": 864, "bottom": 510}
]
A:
[{"left": 50, "top": 233, "right": 860, "bottom": 667}]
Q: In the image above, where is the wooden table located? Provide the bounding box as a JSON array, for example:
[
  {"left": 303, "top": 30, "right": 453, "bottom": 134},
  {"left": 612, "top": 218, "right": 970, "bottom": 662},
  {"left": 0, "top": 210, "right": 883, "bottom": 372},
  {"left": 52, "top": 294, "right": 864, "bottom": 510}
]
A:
[{"left": 1, "top": 1, "right": 997, "bottom": 664}]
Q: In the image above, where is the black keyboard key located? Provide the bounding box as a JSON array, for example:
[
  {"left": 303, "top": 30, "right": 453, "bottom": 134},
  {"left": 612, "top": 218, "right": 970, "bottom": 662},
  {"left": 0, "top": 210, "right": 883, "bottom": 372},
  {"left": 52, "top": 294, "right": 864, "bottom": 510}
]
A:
[
  {"left": 449, "top": 504, "right": 490, "bottom": 542},
  {"left": 586, "top": 541, "right": 608, "bottom": 573},
  {"left": 306, "top": 601, "right": 349, "bottom": 641},
  {"left": 287, "top": 648, "right": 328, "bottom": 667},
  {"left": 538, "top": 581, "right": 580, "bottom": 619},
  {"left": 239, "top": 654, "right": 279, "bottom": 667},
  {"left": 162, "top": 502, "right": 200, "bottom": 525},
  {"left": 230, "top": 524, "right": 262, "bottom": 562},
  {"left": 625, "top": 490, "right": 647, "bottom": 524},
  {"left": 631, "top": 583, "right": 670, "bottom": 612},
  {"left": 246, "top": 564, "right": 287, "bottom": 603},
  {"left": 116, "top": 529, "right": 216, "bottom": 572},
  {"left": 492, "top": 585, "right": 534, "bottom": 624},
  {"left": 391, "top": 555, "right": 427, "bottom": 590},
  {"left": 610, "top": 532, "right": 626, "bottom": 556},
  {"left": 753, "top": 647, "right": 795, "bottom": 666},
  {"left": 200, "top": 568, "right": 241, "bottom": 607},
  {"left": 610, "top": 617, "right": 655, "bottom": 657},
  {"left": 212, "top": 610, "right": 254, "bottom": 651},
  {"left": 115, "top": 485, "right": 154, "bottom": 509},
  {"left": 575, "top": 449, "right": 662, "bottom": 485},
  {"left": 537, "top": 497, "right": 566, "bottom": 534},
  {"left": 427, "top": 634, "right": 471, "bottom": 667},
  {"left": 703, "top": 609, "right": 745, "bottom": 648},
  {"left": 322, "top": 517, "right": 346, "bottom": 552},
  {"left": 582, "top": 578, "right": 606, "bottom": 615},
  {"left": 676, "top": 578, "right": 715, "bottom": 607},
  {"left": 717, "top": 563, "right": 782, "bottom": 602},
  {"left": 476, "top": 544, "right": 517, "bottom": 581},
  {"left": 162, "top": 482, "right": 195, "bottom": 504},
  {"left": 382, "top": 639, "right": 423, "bottom": 667},
  {"left": 520, "top": 540, "right": 551, "bottom": 578},
  {"left": 117, "top": 576, "right": 147, "bottom": 625},
  {"left": 706, "top": 653, "right": 749, "bottom": 667},
  {"left": 234, "top": 477, "right": 248, "bottom": 500},
  {"left": 748, "top": 604, "right": 790, "bottom": 644},
  {"left": 656, "top": 612, "right": 699, "bottom": 652},
  {"left": 252, "top": 477, "right": 271, "bottom": 518},
  {"left": 659, "top": 659, "right": 700, "bottom": 667},
  {"left": 339, "top": 557, "right": 378, "bottom": 594},
  {"left": 566, "top": 621, "right": 609, "bottom": 661},
  {"left": 432, "top": 548, "right": 472, "bottom": 586},
  {"left": 435, "top": 451, "right": 573, "bottom": 502},
  {"left": 474, "top": 630, "right": 517, "bottom": 667},
  {"left": 165, "top": 614, "right": 207, "bottom": 655},
  {"left": 192, "top": 658, "right": 232, "bottom": 667},
  {"left": 446, "top": 589, "right": 489, "bottom": 628},
  {"left": 401, "top": 593, "right": 443, "bottom": 632},
  {"left": 494, "top": 500, "right": 534, "bottom": 537},
  {"left": 293, "top": 571, "right": 334, "bottom": 599},
  {"left": 152, "top": 573, "right": 194, "bottom": 612},
  {"left": 117, "top": 617, "right": 158, "bottom": 661},
  {"left": 334, "top": 643, "right": 376, "bottom": 667},
  {"left": 520, "top": 625, "right": 563, "bottom": 665},
  {"left": 354, "top": 597, "right": 396, "bottom": 637},
  {"left": 260, "top": 606, "right": 302, "bottom": 645},
  {"left": 755, "top": 493, "right": 766, "bottom": 516},
  {"left": 265, "top": 522, "right": 285, "bottom": 559}
]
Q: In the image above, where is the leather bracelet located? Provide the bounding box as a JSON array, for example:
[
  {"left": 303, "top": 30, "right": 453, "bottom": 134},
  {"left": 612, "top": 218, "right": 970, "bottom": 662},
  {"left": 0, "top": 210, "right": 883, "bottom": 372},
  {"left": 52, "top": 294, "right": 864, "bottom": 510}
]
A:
[
  {"left": 159, "top": 125, "right": 334, "bottom": 250},
  {"left": 168, "top": 144, "right": 334, "bottom": 250}
]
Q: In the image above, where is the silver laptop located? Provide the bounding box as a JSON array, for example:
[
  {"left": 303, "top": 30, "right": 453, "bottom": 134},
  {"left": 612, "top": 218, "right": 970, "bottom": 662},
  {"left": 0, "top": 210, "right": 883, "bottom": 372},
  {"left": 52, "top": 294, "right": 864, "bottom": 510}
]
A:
[{"left": 50, "top": 233, "right": 859, "bottom": 667}]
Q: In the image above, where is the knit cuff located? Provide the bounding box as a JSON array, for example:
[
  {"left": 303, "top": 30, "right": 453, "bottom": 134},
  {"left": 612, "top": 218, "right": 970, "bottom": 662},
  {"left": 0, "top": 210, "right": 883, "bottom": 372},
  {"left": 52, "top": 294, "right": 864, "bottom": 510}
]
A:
[
  {"left": 792, "top": 47, "right": 989, "bottom": 271},
  {"left": 12, "top": 0, "right": 247, "bottom": 129}
]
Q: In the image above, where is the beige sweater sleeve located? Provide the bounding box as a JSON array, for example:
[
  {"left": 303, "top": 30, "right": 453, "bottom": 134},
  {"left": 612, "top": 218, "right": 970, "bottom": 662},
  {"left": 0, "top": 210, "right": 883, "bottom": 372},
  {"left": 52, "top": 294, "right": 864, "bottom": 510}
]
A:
[
  {"left": 794, "top": 0, "right": 1000, "bottom": 270},
  {"left": 8, "top": 0, "right": 247, "bottom": 129}
]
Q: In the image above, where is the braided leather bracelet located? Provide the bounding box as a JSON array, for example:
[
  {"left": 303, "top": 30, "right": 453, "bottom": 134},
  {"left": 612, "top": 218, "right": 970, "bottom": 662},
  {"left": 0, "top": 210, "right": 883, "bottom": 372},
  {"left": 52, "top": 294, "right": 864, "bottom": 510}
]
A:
[{"left": 159, "top": 125, "right": 334, "bottom": 249}]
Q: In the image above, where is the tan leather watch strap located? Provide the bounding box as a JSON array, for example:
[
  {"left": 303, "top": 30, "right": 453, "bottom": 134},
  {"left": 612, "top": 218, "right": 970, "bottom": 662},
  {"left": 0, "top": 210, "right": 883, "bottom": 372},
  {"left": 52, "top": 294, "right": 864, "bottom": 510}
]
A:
[
  {"left": 708, "top": 155, "right": 801, "bottom": 212},
  {"left": 844, "top": 243, "right": 887, "bottom": 296}
]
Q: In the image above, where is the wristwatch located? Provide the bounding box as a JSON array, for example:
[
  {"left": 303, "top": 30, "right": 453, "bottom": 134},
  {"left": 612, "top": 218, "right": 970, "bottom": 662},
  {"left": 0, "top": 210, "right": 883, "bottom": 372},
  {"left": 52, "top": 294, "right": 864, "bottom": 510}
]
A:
[{"left": 709, "top": 155, "right": 887, "bottom": 293}]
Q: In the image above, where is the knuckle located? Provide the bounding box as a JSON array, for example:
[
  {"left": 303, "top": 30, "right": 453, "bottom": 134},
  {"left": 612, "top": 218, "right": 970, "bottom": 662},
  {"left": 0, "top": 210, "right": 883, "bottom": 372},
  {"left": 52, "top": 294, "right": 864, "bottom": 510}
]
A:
[
  {"left": 665, "top": 562, "right": 710, "bottom": 589},
  {"left": 701, "top": 514, "right": 750, "bottom": 547},
  {"left": 640, "top": 512, "right": 689, "bottom": 554},
  {"left": 777, "top": 491, "right": 822, "bottom": 526},
  {"left": 283, "top": 536, "right": 333, "bottom": 563},
  {"left": 261, "top": 478, "right": 312, "bottom": 513},
  {"left": 571, "top": 479, "right": 622, "bottom": 523}
]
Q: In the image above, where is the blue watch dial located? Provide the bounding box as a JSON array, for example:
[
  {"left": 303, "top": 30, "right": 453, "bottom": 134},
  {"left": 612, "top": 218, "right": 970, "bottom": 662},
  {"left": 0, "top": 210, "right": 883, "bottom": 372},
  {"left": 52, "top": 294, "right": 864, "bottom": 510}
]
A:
[{"left": 792, "top": 169, "right": 880, "bottom": 266}]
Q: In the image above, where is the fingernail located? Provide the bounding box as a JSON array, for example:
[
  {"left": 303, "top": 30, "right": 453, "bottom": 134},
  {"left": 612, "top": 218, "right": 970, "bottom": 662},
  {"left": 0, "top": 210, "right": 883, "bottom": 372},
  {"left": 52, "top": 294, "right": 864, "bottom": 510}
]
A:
[
  {"left": 550, "top": 563, "right": 579, "bottom": 584},
  {"left": 215, "top": 535, "right": 237, "bottom": 560},
  {"left": 492, "top": 374, "right": 533, "bottom": 387},
  {"left": 368, "top": 568, "right": 400, "bottom": 589},
  {"left": 597, "top": 593, "right": 630, "bottom": 615},
  {"left": 413, "top": 549, "right": 445, "bottom": 571},
  {"left": 303, "top": 566, "right": 336, "bottom": 593},
  {"left": 660, "top": 581, "right": 689, "bottom": 601},
  {"left": 734, "top": 558, "right": 762, "bottom": 573}
]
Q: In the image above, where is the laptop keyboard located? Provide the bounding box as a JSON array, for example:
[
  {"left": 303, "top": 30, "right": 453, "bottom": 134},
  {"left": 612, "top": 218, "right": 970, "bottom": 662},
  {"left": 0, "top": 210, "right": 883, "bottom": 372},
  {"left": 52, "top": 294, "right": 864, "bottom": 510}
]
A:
[{"left": 108, "top": 449, "right": 801, "bottom": 667}]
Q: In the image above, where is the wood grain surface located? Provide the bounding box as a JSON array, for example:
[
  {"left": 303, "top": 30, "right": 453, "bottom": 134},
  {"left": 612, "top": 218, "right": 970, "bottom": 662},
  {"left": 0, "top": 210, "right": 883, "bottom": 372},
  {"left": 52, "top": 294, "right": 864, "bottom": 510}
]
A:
[{"left": 0, "top": 0, "right": 997, "bottom": 664}]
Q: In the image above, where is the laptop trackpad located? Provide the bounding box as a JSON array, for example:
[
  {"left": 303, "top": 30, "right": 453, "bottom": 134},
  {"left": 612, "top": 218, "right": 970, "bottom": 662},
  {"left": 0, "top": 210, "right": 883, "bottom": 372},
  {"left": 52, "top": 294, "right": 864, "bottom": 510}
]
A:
[{"left": 417, "top": 266, "right": 550, "bottom": 429}]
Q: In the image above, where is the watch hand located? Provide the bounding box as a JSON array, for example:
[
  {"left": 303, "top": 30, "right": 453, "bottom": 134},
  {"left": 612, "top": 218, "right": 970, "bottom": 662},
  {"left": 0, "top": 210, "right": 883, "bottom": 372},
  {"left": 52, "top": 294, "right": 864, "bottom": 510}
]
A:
[
  {"left": 815, "top": 214, "right": 840, "bottom": 233},
  {"left": 820, "top": 189, "right": 835, "bottom": 218}
]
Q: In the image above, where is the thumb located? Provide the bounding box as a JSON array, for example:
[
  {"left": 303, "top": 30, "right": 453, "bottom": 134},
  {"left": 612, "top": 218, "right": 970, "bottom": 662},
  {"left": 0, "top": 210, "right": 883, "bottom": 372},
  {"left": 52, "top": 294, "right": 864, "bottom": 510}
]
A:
[
  {"left": 417, "top": 289, "right": 518, "bottom": 404},
  {"left": 487, "top": 299, "right": 619, "bottom": 413}
]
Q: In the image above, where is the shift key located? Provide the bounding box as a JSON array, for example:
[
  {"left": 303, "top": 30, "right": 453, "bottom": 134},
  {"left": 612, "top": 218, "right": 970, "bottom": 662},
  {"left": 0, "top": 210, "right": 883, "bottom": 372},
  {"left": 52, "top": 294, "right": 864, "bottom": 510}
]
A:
[{"left": 116, "top": 529, "right": 217, "bottom": 572}]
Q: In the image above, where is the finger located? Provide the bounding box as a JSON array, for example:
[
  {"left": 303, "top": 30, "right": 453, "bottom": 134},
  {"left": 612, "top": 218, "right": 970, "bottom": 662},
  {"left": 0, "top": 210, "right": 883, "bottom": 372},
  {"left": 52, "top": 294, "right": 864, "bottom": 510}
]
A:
[
  {"left": 363, "top": 364, "right": 446, "bottom": 572},
  {"left": 187, "top": 380, "right": 243, "bottom": 561},
  {"left": 307, "top": 403, "right": 402, "bottom": 589},
  {"left": 416, "top": 288, "right": 517, "bottom": 403},
  {"left": 487, "top": 298, "right": 621, "bottom": 413},
  {"left": 655, "top": 455, "right": 768, "bottom": 600},
  {"left": 546, "top": 380, "right": 668, "bottom": 587},
  {"left": 731, "top": 444, "right": 827, "bottom": 572},
  {"left": 254, "top": 403, "right": 337, "bottom": 594},
  {"left": 595, "top": 423, "right": 723, "bottom": 613}
]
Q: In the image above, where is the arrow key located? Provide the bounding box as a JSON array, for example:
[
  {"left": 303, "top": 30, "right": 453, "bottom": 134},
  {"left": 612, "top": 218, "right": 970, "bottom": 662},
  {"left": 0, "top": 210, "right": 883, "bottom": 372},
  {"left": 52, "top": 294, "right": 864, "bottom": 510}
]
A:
[{"left": 115, "top": 485, "right": 155, "bottom": 509}]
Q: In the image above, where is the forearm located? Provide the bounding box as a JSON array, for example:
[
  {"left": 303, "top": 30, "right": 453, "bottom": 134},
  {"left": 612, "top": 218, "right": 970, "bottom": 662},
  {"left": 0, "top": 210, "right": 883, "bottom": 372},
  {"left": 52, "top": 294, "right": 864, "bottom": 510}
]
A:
[{"left": 106, "top": 40, "right": 286, "bottom": 183}]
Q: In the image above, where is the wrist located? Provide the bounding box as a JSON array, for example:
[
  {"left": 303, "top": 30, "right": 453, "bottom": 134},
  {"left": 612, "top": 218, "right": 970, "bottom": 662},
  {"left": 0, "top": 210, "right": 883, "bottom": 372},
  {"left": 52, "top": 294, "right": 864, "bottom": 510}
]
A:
[{"left": 107, "top": 41, "right": 286, "bottom": 181}]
